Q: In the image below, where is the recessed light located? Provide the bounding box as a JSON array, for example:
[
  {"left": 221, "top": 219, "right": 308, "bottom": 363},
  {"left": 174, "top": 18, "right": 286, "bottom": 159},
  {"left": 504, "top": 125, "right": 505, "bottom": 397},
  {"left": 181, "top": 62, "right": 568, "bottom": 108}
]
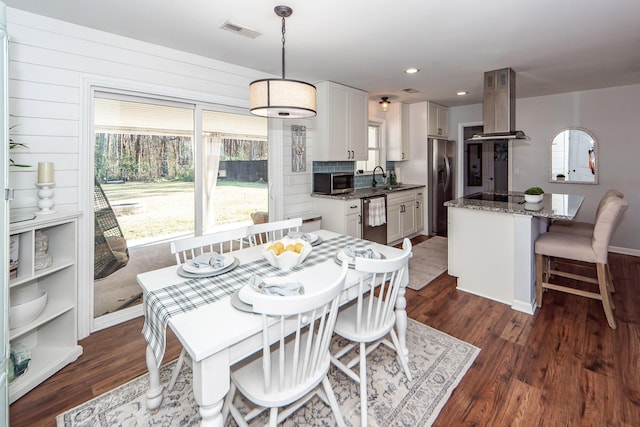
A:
[
  {"left": 457, "top": 91, "right": 468, "bottom": 96},
  {"left": 404, "top": 68, "right": 420, "bottom": 74}
]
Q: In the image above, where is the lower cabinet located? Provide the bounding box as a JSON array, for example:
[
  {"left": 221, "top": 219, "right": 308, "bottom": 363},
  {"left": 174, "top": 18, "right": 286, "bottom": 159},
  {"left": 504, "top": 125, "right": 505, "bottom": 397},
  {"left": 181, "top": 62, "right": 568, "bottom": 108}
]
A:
[
  {"left": 312, "top": 198, "right": 362, "bottom": 238},
  {"left": 415, "top": 189, "right": 425, "bottom": 232},
  {"left": 387, "top": 189, "right": 424, "bottom": 244}
]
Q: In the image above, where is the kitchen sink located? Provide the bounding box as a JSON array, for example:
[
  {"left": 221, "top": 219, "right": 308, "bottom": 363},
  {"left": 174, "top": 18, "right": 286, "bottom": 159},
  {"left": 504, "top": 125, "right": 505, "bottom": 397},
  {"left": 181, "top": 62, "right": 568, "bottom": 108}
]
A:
[{"left": 384, "top": 184, "right": 406, "bottom": 191}]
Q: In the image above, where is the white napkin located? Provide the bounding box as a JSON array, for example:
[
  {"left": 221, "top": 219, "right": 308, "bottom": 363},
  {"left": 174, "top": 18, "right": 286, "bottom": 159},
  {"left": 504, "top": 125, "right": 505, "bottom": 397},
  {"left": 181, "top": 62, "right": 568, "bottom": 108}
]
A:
[
  {"left": 189, "top": 252, "right": 225, "bottom": 270},
  {"left": 249, "top": 274, "right": 302, "bottom": 296},
  {"left": 287, "top": 231, "right": 312, "bottom": 243},
  {"left": 343, "top": 245, "right": 381, "bottom": 260}
]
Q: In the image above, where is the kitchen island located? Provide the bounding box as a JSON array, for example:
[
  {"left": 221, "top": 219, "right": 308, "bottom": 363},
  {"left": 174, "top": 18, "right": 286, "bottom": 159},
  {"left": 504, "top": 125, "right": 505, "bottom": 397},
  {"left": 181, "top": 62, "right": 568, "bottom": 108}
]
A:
[{"left": 445, "top": 191, "right": 583, "bottom": 314}]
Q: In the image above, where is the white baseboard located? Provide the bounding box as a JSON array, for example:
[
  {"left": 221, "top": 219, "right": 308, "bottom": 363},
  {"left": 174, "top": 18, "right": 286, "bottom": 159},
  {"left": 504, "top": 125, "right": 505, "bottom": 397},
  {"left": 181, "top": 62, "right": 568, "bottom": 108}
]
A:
[
  {"left": 511, "top": 299, "right": 536, "bottom": 315},
  {"left": 92, "top": 304, "right": 143, "bottom": 332},
  {"left": 609, "top": 245, "right": 640, "bottom": 257}
]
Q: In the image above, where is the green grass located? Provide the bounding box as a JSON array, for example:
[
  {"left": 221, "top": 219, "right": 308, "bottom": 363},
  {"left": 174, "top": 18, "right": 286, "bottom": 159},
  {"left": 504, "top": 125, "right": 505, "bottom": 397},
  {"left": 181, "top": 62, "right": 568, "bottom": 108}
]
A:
[{"left": 101, "top": 180, "right": 268, "bottom": 242}]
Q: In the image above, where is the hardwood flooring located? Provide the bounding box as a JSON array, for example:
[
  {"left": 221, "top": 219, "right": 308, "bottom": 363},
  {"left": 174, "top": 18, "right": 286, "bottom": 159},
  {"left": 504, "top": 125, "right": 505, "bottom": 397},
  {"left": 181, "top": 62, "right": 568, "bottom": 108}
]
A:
[{"left": 9, "top": 237, "right": 640, "bottom": 426}]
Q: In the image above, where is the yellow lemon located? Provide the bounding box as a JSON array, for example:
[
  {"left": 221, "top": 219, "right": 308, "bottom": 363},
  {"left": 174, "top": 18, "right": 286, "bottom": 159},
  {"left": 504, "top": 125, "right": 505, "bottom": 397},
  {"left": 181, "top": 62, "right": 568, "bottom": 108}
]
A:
[
  {"left": 285, "top": 244, "right": 296, "bottom": 252},
  {"left": 294, "top": 242, "right": 304, "bottom": 253},
  {"left": 267, "top": 244, "right": 277, "bottom": 253},
  {"left": 274, "top": 241, "right": 284, "bottom": 251}
]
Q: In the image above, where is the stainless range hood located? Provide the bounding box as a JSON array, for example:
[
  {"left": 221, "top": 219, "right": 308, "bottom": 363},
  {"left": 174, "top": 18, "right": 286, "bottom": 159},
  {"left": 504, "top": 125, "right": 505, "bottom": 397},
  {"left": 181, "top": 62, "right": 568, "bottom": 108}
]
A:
[{"left": 469, "top": 68, "right": 530, "bottom": 141}]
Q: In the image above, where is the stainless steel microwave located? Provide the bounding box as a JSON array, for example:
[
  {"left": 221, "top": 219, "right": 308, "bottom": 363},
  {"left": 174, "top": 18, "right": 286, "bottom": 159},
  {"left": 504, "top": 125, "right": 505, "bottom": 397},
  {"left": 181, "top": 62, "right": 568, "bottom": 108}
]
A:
[{"left": 313, "top": 172, "right": 355, "bottom": 195}]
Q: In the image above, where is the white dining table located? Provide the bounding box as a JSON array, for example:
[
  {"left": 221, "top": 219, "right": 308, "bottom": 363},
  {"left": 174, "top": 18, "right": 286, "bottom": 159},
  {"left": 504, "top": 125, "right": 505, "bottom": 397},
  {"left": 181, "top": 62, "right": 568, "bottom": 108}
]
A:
[{"left": 137, "top": 229, "right": 409, "bottom": 427}]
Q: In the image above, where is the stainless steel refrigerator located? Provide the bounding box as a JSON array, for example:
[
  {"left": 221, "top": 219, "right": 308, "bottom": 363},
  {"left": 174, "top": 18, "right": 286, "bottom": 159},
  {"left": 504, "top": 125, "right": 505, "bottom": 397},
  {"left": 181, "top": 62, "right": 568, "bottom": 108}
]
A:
[{"left": 428, "top": 138, "right": 456, "bottom": 236}]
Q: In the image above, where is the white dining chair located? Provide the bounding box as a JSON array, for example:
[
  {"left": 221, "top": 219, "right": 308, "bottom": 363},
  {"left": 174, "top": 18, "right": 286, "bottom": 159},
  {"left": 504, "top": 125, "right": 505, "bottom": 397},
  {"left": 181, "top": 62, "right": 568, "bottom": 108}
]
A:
[
  {"left": 170, "top": 226, "right": 249, "bottom": 265},
  {"left": 167, "top": 225, "right": 248, "bottom": 390},
  {"left": 247, "top": 217, "right": 303, "bottom": 246},
  {"left": 223, "top": 262, "right": 349, "bottom": 427},
  {"left": 330, "top": 238, "right": 413, "bottom": 427}
]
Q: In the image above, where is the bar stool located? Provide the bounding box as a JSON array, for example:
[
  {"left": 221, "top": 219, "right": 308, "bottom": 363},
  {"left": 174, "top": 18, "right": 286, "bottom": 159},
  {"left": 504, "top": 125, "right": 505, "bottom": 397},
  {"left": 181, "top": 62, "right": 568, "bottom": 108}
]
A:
[
  {"left": 548, "top": 189, "right": 623, "bottom": 237},
  {"left": 535, "top": 196, "right": 628, "bottom": 329}
]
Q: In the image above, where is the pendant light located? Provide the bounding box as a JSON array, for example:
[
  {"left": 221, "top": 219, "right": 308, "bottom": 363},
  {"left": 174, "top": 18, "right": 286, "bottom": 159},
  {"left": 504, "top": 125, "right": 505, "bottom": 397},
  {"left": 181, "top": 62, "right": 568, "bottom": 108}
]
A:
[{"left": 249, "top": 6, "right": 316, "bottom": 118}]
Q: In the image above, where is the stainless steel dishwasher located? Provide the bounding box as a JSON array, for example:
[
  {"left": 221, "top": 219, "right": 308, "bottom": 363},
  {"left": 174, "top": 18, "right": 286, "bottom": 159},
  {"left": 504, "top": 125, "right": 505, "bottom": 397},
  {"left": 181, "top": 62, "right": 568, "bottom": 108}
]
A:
[{"left": 362, "top": 194, "right": 387, "bottom": 244}]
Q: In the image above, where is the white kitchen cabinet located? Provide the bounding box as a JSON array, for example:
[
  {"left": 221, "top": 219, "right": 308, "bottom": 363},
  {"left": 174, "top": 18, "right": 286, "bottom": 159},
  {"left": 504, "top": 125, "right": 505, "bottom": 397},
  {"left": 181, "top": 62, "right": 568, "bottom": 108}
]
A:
[
  {"left": 387, "top": 102, "right": 410, "bottom": 161},
  {"left": 415, "top": 189, "right": 425, "bottom": 232},
  {"left": 427, "top": 101, "right": 449, "bottom": 138},
  {"left": 387, "top": 190, "right": 416, "bottom": 243},
  {"left": 315, "top": 81, "right": 368, "bottom": 161},
  {"left": 312, "top": 197, "right": 361, "bottom": 238},
  {"left": 8, "top": 212, "right": 83, "bottom": 403}
]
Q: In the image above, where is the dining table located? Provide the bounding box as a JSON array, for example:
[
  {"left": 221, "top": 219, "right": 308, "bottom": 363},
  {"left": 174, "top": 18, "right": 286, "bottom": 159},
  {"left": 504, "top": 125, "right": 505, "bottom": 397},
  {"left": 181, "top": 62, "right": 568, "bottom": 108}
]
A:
[{"left": 137, "top": 229, "right": 409, "bottom": 427}]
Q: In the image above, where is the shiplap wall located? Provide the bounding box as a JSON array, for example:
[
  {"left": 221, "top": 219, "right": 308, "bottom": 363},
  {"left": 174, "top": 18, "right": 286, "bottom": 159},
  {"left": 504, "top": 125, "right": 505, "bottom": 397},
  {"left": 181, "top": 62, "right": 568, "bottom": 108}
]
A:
[{"left": 6, "top": 8, "right": 318, "bottom": 335}]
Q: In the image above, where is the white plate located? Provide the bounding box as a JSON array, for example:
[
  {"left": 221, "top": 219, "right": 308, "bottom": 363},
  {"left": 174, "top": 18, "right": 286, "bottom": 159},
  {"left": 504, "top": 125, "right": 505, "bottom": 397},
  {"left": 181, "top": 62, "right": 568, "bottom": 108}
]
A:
[
  {"left": 182, "top": 253, "right": 234, "bottom": 274},
  {"left": 238, "top": 284, "right": 257, "bottom": 305},
  {"left": 334, "top": 248, "right": 384, "bottom": 267},
  {"left": 177, "top": 257, "right": 239, "bottom": 278},
  {"left": 287, "top": 233, "right": 319, "bottom": 244}
]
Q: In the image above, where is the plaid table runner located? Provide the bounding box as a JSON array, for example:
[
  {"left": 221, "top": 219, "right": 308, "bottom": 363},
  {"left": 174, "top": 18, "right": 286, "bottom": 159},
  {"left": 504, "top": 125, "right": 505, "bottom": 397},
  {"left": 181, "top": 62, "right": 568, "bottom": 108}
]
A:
[{"left": 142, "top": 234, "right": 370, "bottom": 367}]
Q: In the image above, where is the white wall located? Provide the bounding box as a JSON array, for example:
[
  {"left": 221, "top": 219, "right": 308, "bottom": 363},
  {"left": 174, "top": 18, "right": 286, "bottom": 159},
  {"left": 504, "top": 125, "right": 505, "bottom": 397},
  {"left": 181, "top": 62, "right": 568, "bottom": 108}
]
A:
[
  {"left": 6, "top": 8, "right": 317, "bottom": 336},
  {"left": 448, "top": 84, "right": 640, "bottom": 252}
]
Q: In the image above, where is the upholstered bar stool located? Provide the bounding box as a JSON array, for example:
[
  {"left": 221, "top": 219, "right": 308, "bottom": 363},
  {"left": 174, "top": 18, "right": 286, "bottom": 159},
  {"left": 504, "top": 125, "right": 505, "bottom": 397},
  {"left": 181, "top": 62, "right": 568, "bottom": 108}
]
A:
[
  {"left": 548, "top": 189, "right": 624, "bottom": 291},
  {"left": 535, "top": 196, "right": 628, "bottom": 329},
  {"left": 549, "top": 189, "right": 623, "bottom": 237}
]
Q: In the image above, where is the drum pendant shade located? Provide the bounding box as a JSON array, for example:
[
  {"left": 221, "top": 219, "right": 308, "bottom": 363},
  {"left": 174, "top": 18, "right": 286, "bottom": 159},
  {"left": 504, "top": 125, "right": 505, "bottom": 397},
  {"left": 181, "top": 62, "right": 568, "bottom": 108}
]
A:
[{"left": 250, "top": 78, "right": 316, "bottom": 118}]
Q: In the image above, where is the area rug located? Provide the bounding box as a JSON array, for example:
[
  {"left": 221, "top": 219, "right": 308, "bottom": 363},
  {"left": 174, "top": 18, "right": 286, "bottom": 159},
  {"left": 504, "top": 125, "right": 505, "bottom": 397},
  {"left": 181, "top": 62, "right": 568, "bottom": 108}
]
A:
[
  {"left": 57, "top": 319, "right": 478, "bottom": 427},
  {"left": 408, "top": 236, "right": 448, "bottom": 290}
]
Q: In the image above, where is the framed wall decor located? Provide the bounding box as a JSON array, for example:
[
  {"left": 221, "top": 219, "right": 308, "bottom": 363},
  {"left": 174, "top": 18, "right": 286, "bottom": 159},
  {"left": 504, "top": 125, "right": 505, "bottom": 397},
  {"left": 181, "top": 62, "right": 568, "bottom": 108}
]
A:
[{"left": 291, "top": 125, "right": 306, "bottom": 172}]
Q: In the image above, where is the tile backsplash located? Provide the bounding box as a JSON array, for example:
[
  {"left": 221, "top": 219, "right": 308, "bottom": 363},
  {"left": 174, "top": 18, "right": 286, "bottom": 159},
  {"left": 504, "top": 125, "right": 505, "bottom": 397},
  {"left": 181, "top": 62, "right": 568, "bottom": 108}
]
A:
[{"left": 312, "top": 161, "right": 396, "bottom": 189}]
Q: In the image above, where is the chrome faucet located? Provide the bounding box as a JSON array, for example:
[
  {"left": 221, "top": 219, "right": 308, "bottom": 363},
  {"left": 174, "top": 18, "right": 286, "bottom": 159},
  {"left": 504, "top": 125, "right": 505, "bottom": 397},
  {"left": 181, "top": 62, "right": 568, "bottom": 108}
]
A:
[{"left": 371, "top": 165, "right": 386, "bottom": 188}]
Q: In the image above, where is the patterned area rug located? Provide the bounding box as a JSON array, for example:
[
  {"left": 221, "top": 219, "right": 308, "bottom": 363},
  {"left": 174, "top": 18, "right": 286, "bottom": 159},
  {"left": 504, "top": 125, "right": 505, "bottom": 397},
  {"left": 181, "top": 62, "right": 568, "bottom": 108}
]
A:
[
  {"left": 408, "top": 237, "right": 448, "bottom": 291},
  {"left": 57, "top": 319, "right": 478, "bottom": 427}
]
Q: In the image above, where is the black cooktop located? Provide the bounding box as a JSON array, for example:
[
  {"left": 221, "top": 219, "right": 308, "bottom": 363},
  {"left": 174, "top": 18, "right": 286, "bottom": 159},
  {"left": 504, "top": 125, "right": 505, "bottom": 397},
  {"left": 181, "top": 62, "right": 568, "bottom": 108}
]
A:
[{"left": 464, "top": 192, "right": 520, "bottom": 203}]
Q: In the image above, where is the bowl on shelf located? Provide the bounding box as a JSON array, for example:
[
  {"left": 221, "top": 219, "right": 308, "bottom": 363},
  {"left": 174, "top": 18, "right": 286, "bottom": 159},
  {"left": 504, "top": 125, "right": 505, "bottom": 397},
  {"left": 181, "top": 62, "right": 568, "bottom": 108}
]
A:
[
  {"left": 262, "top": 237, "right": 313, "bottom": 270},
  {"left": 10, "top": 288, "right": 47, "bottom": 330},
  {"left": 524, "top": 194, "right": 544, "bottom": 203}
]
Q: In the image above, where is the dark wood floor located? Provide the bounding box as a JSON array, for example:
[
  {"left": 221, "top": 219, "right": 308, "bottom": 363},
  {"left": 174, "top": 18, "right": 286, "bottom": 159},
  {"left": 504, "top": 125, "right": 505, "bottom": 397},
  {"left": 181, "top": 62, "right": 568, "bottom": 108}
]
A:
[{"left": 9, "top": 236, "right": 640, "bottom": 426}]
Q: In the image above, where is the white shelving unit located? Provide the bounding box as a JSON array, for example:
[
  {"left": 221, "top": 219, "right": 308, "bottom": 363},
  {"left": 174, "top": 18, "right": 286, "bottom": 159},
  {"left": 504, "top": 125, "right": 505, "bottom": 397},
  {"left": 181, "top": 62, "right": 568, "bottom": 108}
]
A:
[{"left": 8, "top": 211, "right": 82, "bottom": 403}]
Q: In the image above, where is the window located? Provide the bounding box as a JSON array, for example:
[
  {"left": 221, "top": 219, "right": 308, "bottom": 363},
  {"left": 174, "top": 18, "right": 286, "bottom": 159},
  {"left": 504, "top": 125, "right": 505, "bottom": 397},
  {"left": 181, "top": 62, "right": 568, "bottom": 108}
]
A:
[
  {"left": 92, "top": 93, "right": 267, "bottom": 321},
  {"left": 356, "top": 121, "right": 384, "bottom": 172}
]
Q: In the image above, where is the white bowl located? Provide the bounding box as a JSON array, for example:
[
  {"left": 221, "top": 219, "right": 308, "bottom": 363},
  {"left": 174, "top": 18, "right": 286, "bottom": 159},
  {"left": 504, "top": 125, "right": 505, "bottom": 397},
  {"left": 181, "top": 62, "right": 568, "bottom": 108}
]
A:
[
  {"left": 10, "top": 289, "right": 47, "bottom": 330},
  {"left": 262, "top": 237, "right": 313, "bottom": 270},
  {"left": 524, "top": 202, "right": 544, "bottom": 211},
  {"left": 524, "top": 194, "right": 544, "bottom": 203}
]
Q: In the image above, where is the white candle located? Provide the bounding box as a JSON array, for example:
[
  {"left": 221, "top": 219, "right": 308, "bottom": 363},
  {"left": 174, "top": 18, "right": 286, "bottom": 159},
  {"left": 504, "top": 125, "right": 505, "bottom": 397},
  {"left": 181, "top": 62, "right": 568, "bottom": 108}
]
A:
[{"left": 37, "top": 162, "right": 54, "bottom": 184}]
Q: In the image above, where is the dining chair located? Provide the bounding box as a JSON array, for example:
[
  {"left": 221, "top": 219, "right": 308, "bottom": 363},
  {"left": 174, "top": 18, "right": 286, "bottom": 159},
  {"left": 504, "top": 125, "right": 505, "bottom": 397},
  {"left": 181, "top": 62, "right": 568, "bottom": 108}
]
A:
[
  {"left": 247, "top": 217, "right": 303, "bottom": 246},
  {"left": 167, "top": 225, "right": 248, "bottom": 390},
  {"left": 223, "top": 262, "right": 349, "bottom": 427},
  {"left": 535, "top": 196, "right": 628, "bottom": 329},
  {"left": 549, "top": 189, "right": 624, "bottom": 237},
  {"left": 331, "top": 238, "right": 413, "bottom": 427},
  {"left": 170, "top": 225, "right": 249, "bottom": 265}
]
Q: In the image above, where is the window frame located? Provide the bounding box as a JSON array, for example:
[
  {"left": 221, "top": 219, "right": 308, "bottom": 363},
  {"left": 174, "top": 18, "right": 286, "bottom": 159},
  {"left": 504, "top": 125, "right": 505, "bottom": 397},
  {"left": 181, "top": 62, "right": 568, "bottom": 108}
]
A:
[
  {"left": 85, "top": 83, "right": 270, "bottom": 333},
  {"left": 356, "top": 119, "right": 386, "bottom": 175}
]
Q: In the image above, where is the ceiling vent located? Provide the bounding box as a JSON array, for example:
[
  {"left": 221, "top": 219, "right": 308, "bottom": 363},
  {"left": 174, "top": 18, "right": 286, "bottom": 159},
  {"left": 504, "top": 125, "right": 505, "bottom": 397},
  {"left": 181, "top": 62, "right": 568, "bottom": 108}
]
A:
[
  {"left": 220, "top": 21, "right": 262, "bottom": 39},
  {"left": 402, "top": 88, "right": 419, "bottom": 93}
]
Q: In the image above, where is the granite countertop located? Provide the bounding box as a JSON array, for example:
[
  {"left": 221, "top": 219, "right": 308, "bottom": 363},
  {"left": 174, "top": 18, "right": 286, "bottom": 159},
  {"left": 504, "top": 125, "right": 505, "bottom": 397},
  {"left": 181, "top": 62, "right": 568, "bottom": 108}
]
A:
[
  {"left": 311, "top": 184, "right": 425, "bottom": 200},
  {"left": 444, "top": 191, "right": 584, "bottom": 220}
]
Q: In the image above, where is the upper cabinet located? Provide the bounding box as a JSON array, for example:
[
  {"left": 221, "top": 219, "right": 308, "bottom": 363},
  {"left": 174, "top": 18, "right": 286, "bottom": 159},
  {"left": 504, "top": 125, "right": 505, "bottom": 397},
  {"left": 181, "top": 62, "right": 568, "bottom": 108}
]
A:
[
  {"left": 387, "top": 102, "right": 410, "bottom": 161},
  {"left": 315, "top": 81, "right": 368, "bottom": 161},
  {"left": 427, "top": 102, "right": 449, "bottom": 138}
]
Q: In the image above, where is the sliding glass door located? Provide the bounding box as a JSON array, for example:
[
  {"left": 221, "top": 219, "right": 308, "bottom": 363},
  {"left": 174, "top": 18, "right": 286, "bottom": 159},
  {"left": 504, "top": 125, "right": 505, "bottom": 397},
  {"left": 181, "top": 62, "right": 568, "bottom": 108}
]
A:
[{"left": 92, "top": 93, "right": 267, "bottom": 323}]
